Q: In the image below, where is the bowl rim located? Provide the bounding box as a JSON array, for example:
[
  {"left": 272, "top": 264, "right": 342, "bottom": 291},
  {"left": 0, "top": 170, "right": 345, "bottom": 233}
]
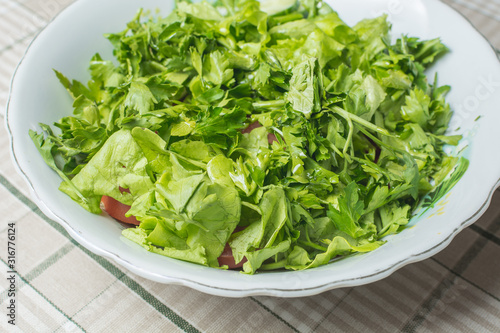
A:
[{"left": 5, "top": 0, "right": 500, "bottom": 297}]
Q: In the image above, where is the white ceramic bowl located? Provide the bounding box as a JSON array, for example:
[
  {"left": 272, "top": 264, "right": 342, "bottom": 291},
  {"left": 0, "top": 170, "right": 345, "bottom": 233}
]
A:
[{"left": 6, "top": 0, "right": 500, "bottom": 297}]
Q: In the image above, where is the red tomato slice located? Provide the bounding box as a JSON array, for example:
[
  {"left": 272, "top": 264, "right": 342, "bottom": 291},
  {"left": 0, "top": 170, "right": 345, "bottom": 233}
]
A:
[
  {"left": 101, "top": 195, "right": 141, "bottom": 226},
  {"left": 218, "top": 226, "right": 248, "bottom": 269},
  {"left": 241, "top": 121, "right": 262, "bottom": 134},
  {"left": 217, "top": 243, "right": 247, "bottom": 269},
  {"left": 242, "top": 121, "right": 279, "bottom": 145}
]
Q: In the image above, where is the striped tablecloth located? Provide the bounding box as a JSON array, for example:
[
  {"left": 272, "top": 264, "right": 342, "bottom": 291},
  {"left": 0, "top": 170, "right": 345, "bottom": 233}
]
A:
[{"left": 1, "top": 0, "right": 500, "bottom": 332}]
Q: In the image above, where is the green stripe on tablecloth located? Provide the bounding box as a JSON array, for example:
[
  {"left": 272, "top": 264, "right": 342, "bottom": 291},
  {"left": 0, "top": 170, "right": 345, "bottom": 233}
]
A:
[
  {"left": 400, "top": 220, "right": 500, "bottom": 332},
  {"left": 0, "top": 175, "right": 201, "bottom": 333},
  {"left": 250, "top": 297, "right": 300, "bottom": 333},
  {"left": 23, "top": 243, "right": 75, "bottom": 282},
  {"left": 0, "top": 257, "right": 86, "bottom": 332},
  {"left": 0, "top": 243, "right": 73, "bottom": 302},
  {"left": 432, "top": 258, "right": 500, "bottom": 303},
  {"left": 469, "top": 223, "right": 500, "bottom": 247},
  {"left": 310, "top": 289, "right": 354, "bottom": 332}
]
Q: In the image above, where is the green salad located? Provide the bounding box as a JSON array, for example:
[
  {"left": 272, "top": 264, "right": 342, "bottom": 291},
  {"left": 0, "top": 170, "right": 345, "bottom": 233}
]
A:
[{"left": 31, "top": 0, "right": 467, "bottom": 274}]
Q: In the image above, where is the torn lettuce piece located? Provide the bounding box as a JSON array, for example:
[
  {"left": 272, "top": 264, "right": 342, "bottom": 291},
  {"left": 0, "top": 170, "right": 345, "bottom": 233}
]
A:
[
  {"left": 59, "top": 129, "right": 154, "bottom": 213},
  {"left": 122, "top": 228, "right": 207, "bottom": 265}
]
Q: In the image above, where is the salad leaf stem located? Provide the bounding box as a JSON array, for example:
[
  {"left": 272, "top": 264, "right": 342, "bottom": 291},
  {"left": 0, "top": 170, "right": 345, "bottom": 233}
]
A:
[
  {"left": 331, "top": 106, "right": 391, "bottom": 137},
  {"left": 298, "top": 240, "right": 328, "bottom": 252}
]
